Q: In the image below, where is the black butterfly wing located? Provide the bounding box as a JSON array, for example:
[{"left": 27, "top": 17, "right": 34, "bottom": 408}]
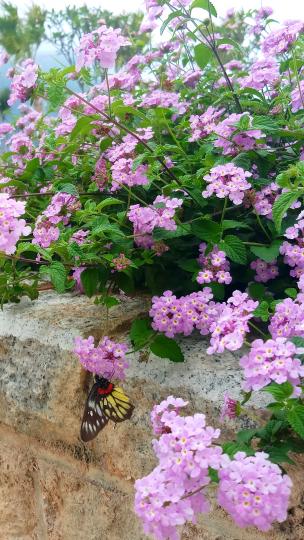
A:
[
  {"left": 101, "top": 386, "right": 135, "bottom": 423},
  {"left": 80, "top": 382, "right": 109, "bottom": 442}
]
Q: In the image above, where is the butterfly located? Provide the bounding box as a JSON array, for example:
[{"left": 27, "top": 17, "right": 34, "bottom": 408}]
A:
[{"left": 80, "top": 375, "right": 134, "bottom": 442}]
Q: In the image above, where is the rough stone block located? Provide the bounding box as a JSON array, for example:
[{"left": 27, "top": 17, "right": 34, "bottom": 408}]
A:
[{"left": 0, "top": 292, "right": 303, "bottom": 539}]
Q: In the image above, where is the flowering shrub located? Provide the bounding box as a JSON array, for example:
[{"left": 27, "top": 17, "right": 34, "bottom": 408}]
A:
[{"left": 1, "top": 0, "right": 304, "bottom": 536}]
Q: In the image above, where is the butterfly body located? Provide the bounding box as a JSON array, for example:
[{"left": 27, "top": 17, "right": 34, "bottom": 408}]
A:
[{"left": 80, "top": 375, "right": 134, "bottom": 442}]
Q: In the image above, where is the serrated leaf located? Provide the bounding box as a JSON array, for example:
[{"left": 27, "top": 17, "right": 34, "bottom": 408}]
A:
[
  {"left": 178, "top": 259, "right": 200, "bottom": 272},
  {"left": 285, "top": 288, "right": 298, "bottom": 299},
  {"left": 222, "top": 220, "right": 252, "bottom": 231},
  {"left": 252, "top": 115, "right": 279, "bottom": 132},
  {"left": 287, "top": 405, "right": 304, "bottom": 439},
  {"left": 96, "top": 198, "right": 122, "bottom": 211},
  {"left": 150, "top": 335, "right": 184, "bottom": 362},
  {"left": 219, "top": 235, "right": 247, "bottom": 264},
  {"left": 222, "top": 442, "right": 254, "bottom": 457},
  {"left": 272, "top": 191, "right": 303, "bottom": 232},
  {"left": 49, "top": 262, "right": 67, "bottom": 293},
  {"left": 290, "top": 336, "right": 304, "bottom": 348},
  {"left": 56, "top": 183, "right": 78, "bottom": 196},
  {"left": 253, "top": 301, "right": 270, "bottom": 322},
  {"left": 16, "top": 242, "right": 38, "bottom": 256},
  {"left": 248, "top": 282, "right": 266, "bottom": 300},
  {"left": 236, "top": 429, "right": 258, "bottom": 444},
  {"left": 160, "top": 10, "right": 183, "bottom": 34},
  {"left": 263, "top": 381, "right": 294, "bottom": 401},
  {"left": 80, "top": 268, "right": 100, "bottom": 297},
  {"left": 191, "top": 0, "right": 217, "bottom": 16},
  {"left": 130, "top": 318, "right": 154, "bottom": 348},
  {"left": 194, "top": 43, "right": 213, "bottom": 70},
  {"left": 191, "top": 219, "right": 221, "bottom": 243},
  {"left": 250, "top": 240, "right": 281, "bottom": 262},
  {"left": 70, "top": 116, "right": 98, "bottom": 140},
  {"left": 153, "top": 224, "right": 191, "bottom": 240}
]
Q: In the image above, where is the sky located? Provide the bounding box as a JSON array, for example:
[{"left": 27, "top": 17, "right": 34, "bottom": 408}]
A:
[{"left": 10, "top": 0, "right": 304, "bottom": 21}]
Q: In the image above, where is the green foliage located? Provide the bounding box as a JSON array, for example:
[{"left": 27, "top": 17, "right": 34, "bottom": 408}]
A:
[{"left": 150, "top": 335, "right": 184, "bottom": 362}]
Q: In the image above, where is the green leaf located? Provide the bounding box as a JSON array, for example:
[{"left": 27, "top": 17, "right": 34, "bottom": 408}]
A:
[
  {"left": 236, "top": 429, "right": 257, "bottom": 444},
  {"left": 253, "top": 301, "right": 270, "bottom": 322},
  {"left": 285, "top": 288, "right": 298, "bottom": 299},
  {"left": 101, "top": 296, "right": 120, "bottom": 308},
  {"left": 248, "top": 283, "right": 266, "bottom": 300},
  {"left": 191, "top": 0, "right": 217, "bottom": 16},
  {"left": 222, "top": 442, "right": 254, "bottom": 457},
  {"left": 160, "top": 10, "right": 183, "bottom": 34},
  {"left": 96, "top": 198, "right": 122, "bottom": 211},
  {"left": 252, "top": 115, "right": 280, "bottom": 132},
  {"left": 194, "top": 43, "right": 213, "bottom": 70},
  {"left": 222, "top": 220, "right": 252, "bottom": 231},
  {"left": 80, "top": 268, "right": 100, "bottom": 297},
  {"left": 153, "top": 224, "right": 191, "bottom": 240},
  {"left": 290, "top": 336, "right": 304, "bottom": 348},
  {"left": 191, "top": 218, "right": 221, "bottom": 243},
  {"left": 49, "top": 262, "right": 67, "bottom": 293},
  {"left": 178, "top": 259, "right": 200, "bottom": 272},
  {"left": 216, "top": 37, "right": 244, "bottom": 55},
  {"left": 56, "top": 183, "right": 78, "bottom": 196},
  {"left": 287, "top": 405, "right": 304, "bottom": 439},
  {"left": 150, "top": 335, "right": 184, "bottom": 362},
  {"left": 272, "top": 191, "right": 303, "bottom": 232},
  {"left": 130, "top": 318, "right": 154, "bottom": 348},
  {"left": 219, "top": 235, "right": 247, "bottom": 264},
  {"left": 70, "top": 116, "right": 98, "bottom": 140},
  {"left": 16, "top": 242, "right": 38, "bottom": 256},
  {"left": 250, "top": 240, "right": 281, "bottom": 262},
  {"left": 266, "top": 446, "right": 295, "bottom": 465},
  {"left": 208, "top": 467, "right": 219, "bottom": 483},
  {"left": 263, "top": 381, "right": 294, "bottom": 401}
]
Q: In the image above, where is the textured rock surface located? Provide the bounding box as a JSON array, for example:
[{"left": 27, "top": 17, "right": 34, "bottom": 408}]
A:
[{"left": 0, "top": 291, "right": 303, "bottom": 540}]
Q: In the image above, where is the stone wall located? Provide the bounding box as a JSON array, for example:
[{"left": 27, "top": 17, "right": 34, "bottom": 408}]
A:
[{"left": 0, "top": 292, "right": 303, "bottom": 540}]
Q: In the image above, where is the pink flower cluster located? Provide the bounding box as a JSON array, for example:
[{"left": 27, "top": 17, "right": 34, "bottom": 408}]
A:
[
  {"left": 291, "top": 80, "right": 304, "bottom": 113},
  {"left": 150, "top": 288, "right": 216, "bottom": 338},
  {"left": 240, "top": 337, "right": 304, "bottom": 395},
  {"left": 253, "top": 182, "right": 280, "bottom": 219},
  {"left": 207, "top": 291, "right": 258, "bottom": 354},
  {"left": 140, "top": 90, "right": 188, "bottom": 116},
  {"left": 213, "top": 113, "right": 265, "bottom": 156},
  {"left": 0, "top": 193, "right": 31, "bottom": 255},
  {"left": 188, "top": 107, "right": 223, "bottom": 142},
  {"left": 262, "top": 21, "right": 304, "bottom": 55},
  {"left": 106, "top": 128, "right": 153, "bottom": 191},
  {"left": 7, "top": 59, "right": 38, "bottom": 106},
  {"left": 250, "top": 7, "right": 273, "bottom": 35},
  {"left": 150, "top": 396, "right": 188, "bottom": 435},
  {"left": 33, "top": 193, "right": 80, "bottom": 248},
  {"left": 250, "top": 259, "right": 279, "bottom": 283},
  {"left": 218, "top": 452, "right": 292, "bottom": 531},
  {"left": 73, "top": 335, "right": 129, "bottom": 379},
  {"left": 150, "top": 289, "right": 257, "bottom": 353},
  {"left": 202, "top": 163, "right": 252, "bottom": 205},
  {"left": 128, "top": 196, "right": 183, "bottom": 248},
  {"left": 240, "top": 57, "right": 279, "bottom": 91},
  {"left": 76, "top": 24, "right": 130, "bottom": 70},
  {"left": 197, "top": 243, "right": 232, "bottom": 285},
  {"left": 70, "top": 229, "right": 89, "bottom": 245},
  {"left": 280, "top": 217, "right": 304, "bottom": 278},
  {"left": 135, "top": 399, "right": 222, "bottom": 540},
  {"left": 269, "top": 296, "right": 304, "bottom": 339}
]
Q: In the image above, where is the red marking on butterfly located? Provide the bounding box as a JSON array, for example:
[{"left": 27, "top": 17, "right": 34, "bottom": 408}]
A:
[
  {"left": 97, "top": 383, "right": 114, "bottom": 395},
  {"left": 80, "top": 376, "right": 134, "bottom": 442}
]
